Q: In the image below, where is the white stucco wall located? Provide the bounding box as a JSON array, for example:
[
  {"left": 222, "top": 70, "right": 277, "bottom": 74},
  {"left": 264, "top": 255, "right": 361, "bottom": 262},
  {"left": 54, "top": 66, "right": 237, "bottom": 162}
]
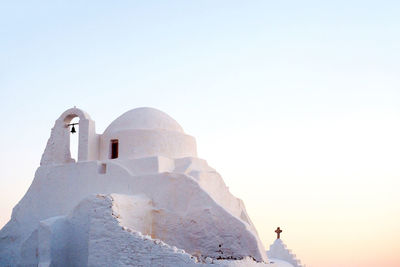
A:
[
  {"left": 0, "top": 107, "right": 282, "bottom": 266},
  {"left": 18, "top": 194, "right": 280, "bottom": 267},
  {"left": 267, "top": 239, "right": 304, "bottom": 267},
  {"left": 40, "top": 107, "right": 98, "bottom": 165},
  {"left": 41, "top": 107, "right": 197, "bottom": 164},
  {"left": 0, "top": 156, "right": 268, "bottom": 265},
  {"left": 100, "top": 129, "right": 197, "bottom": 160}
]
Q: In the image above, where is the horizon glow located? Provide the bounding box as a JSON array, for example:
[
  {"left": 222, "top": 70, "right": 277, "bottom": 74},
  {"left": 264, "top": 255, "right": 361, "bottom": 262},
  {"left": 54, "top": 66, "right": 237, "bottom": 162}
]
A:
[{"left": 1, "top": 1, "right": 399, "bottom": 266}]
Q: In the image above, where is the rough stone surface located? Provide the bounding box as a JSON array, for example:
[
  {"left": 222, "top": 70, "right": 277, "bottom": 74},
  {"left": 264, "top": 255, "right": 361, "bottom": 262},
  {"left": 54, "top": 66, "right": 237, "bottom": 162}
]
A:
[{"left": 0, "top": 107, "right": 296, "bottom": 266}]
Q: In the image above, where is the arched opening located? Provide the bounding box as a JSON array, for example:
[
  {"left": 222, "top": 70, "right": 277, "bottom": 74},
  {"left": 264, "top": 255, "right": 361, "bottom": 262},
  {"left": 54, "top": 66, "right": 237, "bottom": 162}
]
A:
[
  {"left": 68, "top": 116, "right": 80, "bottom": 162},
  {"left": 40, "top": 107, "right": 98, "bottom": 166},
  {"left": 63, "top": 114, "right": 81, "bottom": 163}
]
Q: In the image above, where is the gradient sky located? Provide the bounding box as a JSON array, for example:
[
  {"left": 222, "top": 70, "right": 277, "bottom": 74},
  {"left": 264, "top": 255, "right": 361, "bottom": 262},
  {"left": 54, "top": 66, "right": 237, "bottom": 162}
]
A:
[{"left": 1, "top": 1, "right": 400, "bottom": 266}]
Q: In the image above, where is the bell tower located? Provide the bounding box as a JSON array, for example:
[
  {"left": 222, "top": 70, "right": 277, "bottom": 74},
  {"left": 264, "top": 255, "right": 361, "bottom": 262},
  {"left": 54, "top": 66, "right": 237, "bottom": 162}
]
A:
[{"left": 40, "top": 107, "right": 98, "bottom": 165}]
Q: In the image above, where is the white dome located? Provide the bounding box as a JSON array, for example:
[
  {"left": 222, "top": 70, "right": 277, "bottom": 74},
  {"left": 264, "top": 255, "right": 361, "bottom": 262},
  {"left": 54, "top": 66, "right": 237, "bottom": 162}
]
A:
[
  {"left": 104, "top": 107, "right": 184, "bottom": 135},
  {"left": 100, "top": 107, "right": 196, "bottom": 160}
]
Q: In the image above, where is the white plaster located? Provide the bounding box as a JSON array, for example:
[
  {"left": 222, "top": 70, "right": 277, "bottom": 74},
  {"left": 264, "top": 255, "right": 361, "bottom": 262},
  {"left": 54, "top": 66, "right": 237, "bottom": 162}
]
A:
[
  {"left": 268, "top": 259, "right": 295, "bottom": 267},
  {"left": 37, "top": 216, "right": 68, "bottom": 266},
  {"left": 40, "top": 107, "right": 97, "bottom": 165},
  {"left": 267, "top": 239, "right": 304, "bottom": 267},
  {"left": 2, "top": 160, "right": 267, "bottom": 264},
  {"left": 17, "top": 194, "right": 282, "bottom": 267},
  {"left": 100, "top": 107, "right": 197, "bottom": 160},
  {"left": 0, "top": 107, "right": 298, "bottom": 266},
  {"left": 104, "top": 107, "right": 184, "bottom": 134},
  {"left": 119, "top": 156, "right": 175, "bottom": 175}
]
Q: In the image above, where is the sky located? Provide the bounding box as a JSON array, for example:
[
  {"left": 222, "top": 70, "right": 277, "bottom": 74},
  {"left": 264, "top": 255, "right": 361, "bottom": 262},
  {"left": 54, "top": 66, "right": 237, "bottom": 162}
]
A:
[{"left": 1, "top": 1, "right": 400, "bottom": 266}]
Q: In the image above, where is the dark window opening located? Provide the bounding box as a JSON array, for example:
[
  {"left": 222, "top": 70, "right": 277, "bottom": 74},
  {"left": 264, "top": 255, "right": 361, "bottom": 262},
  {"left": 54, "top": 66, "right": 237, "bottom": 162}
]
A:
[{"left": 111, "top": 139, "right": 119, "bottom": 159}]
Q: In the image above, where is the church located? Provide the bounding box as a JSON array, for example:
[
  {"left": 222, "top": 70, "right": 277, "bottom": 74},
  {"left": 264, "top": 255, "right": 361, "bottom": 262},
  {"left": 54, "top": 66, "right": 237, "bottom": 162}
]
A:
[{"left": 0, "top": 107, "right": 304, "bottom": 266}]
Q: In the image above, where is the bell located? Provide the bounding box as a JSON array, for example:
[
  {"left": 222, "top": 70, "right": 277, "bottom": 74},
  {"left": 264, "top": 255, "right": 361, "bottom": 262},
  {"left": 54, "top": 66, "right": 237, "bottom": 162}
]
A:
[{"left": 71, "top": 125, "right": 76, "bottom": 134}]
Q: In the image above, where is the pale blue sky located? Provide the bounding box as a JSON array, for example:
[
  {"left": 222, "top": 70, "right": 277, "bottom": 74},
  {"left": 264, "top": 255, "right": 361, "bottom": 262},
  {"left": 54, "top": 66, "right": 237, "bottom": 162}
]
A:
[{"left": 1, "top": 1, "right": 400, "bottom": 266}]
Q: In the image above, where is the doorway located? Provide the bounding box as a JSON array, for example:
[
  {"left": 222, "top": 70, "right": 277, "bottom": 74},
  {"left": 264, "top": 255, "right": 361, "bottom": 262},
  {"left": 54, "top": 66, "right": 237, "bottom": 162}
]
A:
[{"left": 110, "top": 139, "right": 119, "bottom": 159}]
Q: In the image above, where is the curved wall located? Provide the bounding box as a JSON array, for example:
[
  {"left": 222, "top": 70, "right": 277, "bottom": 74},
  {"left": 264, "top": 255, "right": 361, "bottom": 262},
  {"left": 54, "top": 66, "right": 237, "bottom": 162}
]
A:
[{"left": 100, "top": 129, "right": 197, "bottom": 160}]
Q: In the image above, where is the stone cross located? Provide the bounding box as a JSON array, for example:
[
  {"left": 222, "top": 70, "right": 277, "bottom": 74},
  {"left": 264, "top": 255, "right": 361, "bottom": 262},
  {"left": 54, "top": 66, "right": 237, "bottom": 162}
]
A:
[{"left": 275, "top": 227, "right": 282, "bottom": 239}]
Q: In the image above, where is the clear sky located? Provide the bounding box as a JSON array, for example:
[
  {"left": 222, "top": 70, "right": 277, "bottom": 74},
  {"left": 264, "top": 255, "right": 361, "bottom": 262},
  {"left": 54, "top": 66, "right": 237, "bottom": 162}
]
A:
[{"left": 1, "top": 1, "right": 399, "bottom": 266}]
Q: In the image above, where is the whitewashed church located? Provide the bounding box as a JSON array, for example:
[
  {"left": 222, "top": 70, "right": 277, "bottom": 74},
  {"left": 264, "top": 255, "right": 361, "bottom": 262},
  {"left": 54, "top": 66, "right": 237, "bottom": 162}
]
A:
[{"left": 0, "top": 107, "right": 304, "bottom": 267}]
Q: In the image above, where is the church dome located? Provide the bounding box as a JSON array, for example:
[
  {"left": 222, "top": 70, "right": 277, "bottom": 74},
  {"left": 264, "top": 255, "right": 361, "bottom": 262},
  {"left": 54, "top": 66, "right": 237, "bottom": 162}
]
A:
[
  {"left": 103, "top": 107, "right": 184, "bottom": 135},
  {"left": 100, "top": 107, "right": 196, "bottom": 160}
]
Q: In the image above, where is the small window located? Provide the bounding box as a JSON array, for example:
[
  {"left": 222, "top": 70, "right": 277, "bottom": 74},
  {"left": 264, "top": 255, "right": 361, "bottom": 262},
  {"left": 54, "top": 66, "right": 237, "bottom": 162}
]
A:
[
  {"left": 99, "top": 163, "right": 107, "bottom": 174},
  {"left": 110, "top": 139, "right": 119, "bottom": 159}
]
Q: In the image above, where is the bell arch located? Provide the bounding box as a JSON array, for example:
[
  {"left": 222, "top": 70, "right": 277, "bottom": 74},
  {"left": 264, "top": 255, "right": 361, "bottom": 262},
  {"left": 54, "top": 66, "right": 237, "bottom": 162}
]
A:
[
  {"left": 40, "top": 107, "right": 98, "bottom": 165},
  {"left": 66, "top": 115, "right": 79, "bottom": 161}
]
